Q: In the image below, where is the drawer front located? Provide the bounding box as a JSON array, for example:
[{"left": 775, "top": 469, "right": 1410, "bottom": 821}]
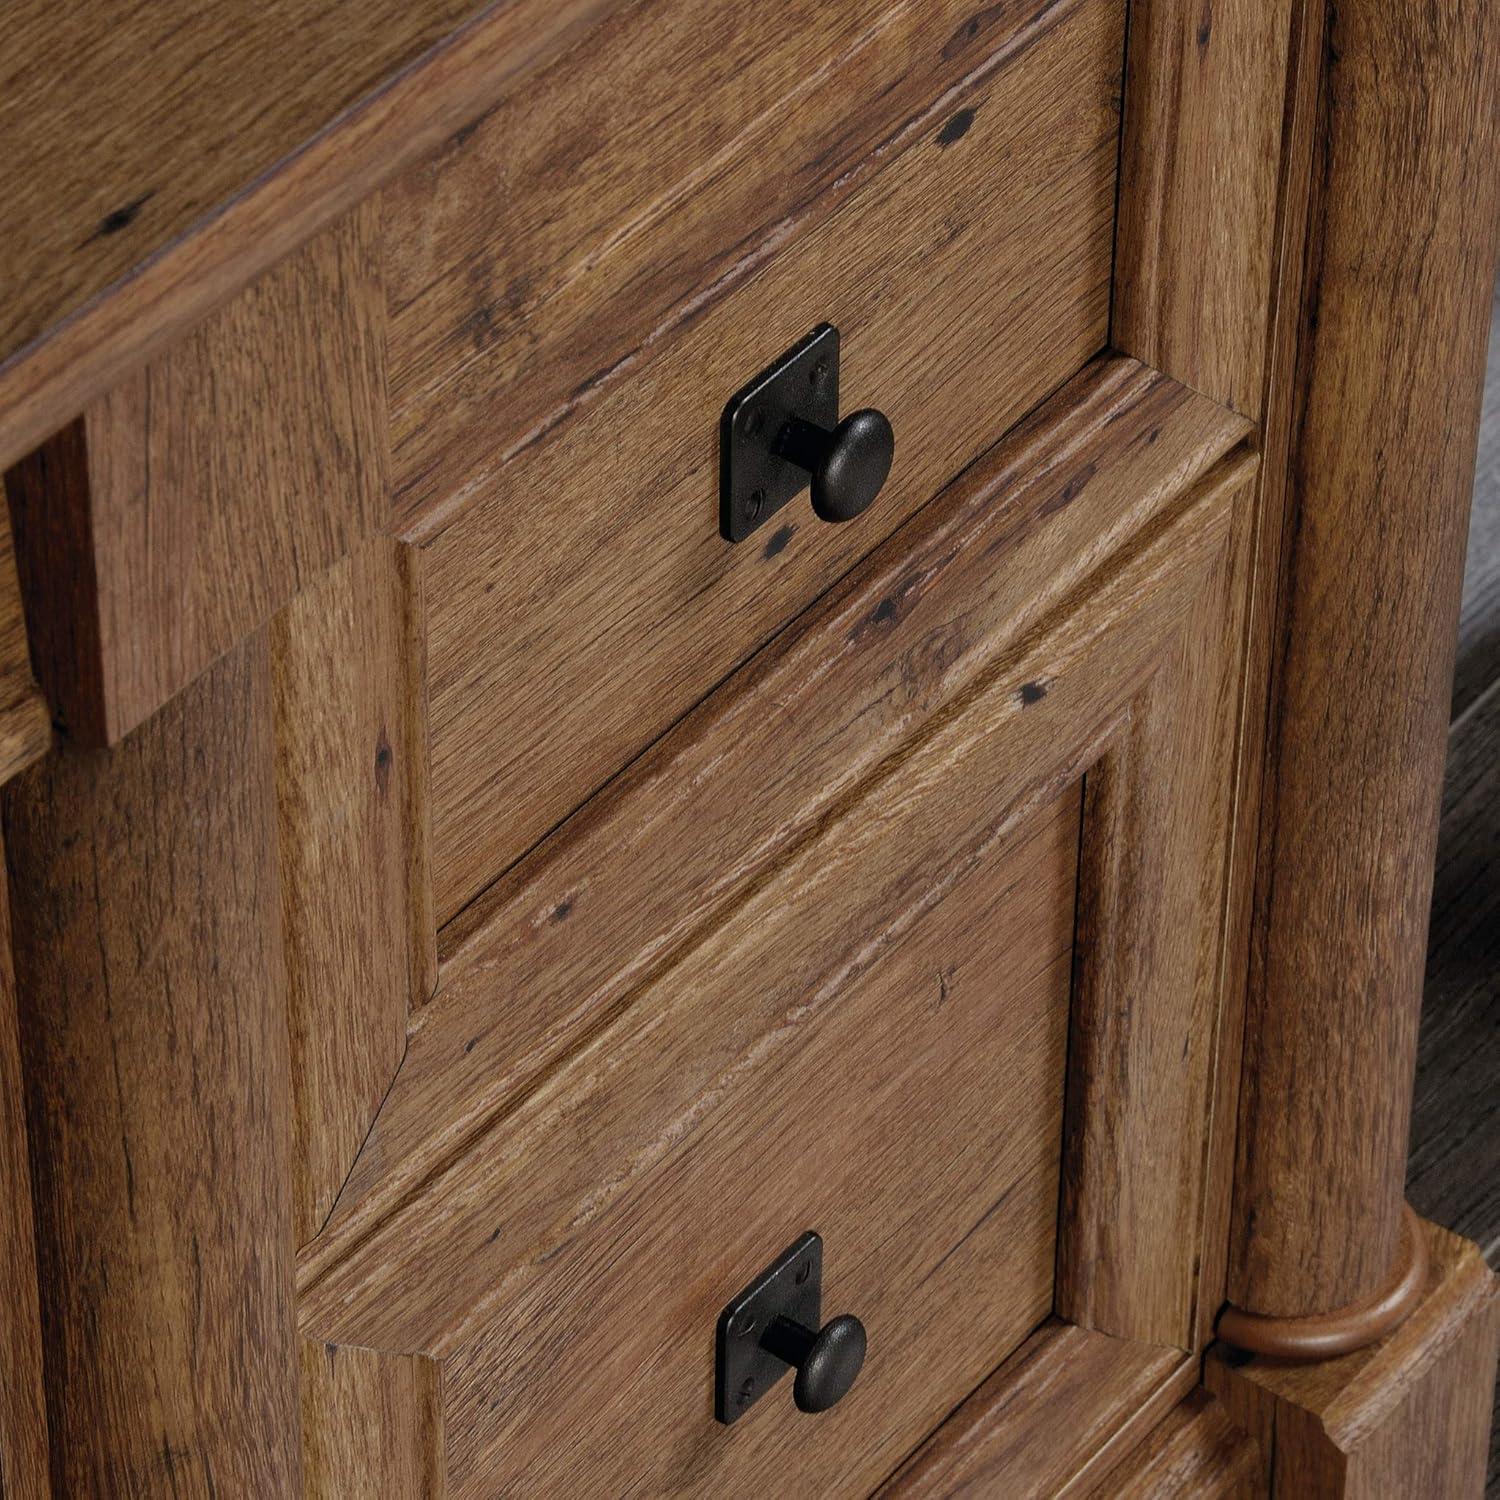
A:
[
  {"left": 408, "top": 0, "right": 1124, "bottom": 921},
  {"left": 298, "top": 358, "right": 1255, "bottom": 1494},
  {"left": 441, "top": 782, "right": 1080, "bottom": 1493}
]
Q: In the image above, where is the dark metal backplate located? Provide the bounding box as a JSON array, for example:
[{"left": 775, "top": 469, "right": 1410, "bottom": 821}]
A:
[
  {"left": 714, "top": 1231, "right": 823, "bottom": 1424},
  {"left": 719, "top": 324, "right": 840, "bottom": 542}
]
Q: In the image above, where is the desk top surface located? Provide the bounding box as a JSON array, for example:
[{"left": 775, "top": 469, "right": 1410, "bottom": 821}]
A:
[{"left": 0, "top": 0, "right": 619, "bottom": 466}]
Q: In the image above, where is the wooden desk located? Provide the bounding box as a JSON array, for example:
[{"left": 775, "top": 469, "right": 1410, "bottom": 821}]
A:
[{"left": 0, "top": 1, "right": 1496, "bottom": 1493}]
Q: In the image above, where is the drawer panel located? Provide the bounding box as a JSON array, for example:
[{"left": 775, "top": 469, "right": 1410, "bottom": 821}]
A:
[
  {"left": 298, "top": 357, "right": 1255, "bottom": 1493},
  {"left": 439, "top": 783, "right": 1079, "bottom": 1494},
  {"left": 385, "top": 0, "right": 1095, "bottom": 522},
  {"left": 419, "top": 0, "right": 1124, "bottom": 921}
]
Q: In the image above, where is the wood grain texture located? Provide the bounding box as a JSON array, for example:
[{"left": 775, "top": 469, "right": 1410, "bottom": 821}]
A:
[
  {"left": 1, "top": 635, "right": 302, "bottom": 1495},
  {"left": 1231, "top": 0, "right": 1500, "bottom": 1322},
  {"left": 0, "top": 851, "right": 49, "bottom": 1500},
  {"left": 4, "top": 203, "right": 388, "bottom": 746},
  {"left": 0, "top": 0, "right": 626, "bottom": 473},
  {"left": 0, "top": 509, "right": 50, "bottom": 788},
  {"left": 879, "top": 1321, "right": 1189, "bottom": 1498},
  {"left": 301, "top": 1341, "right": 444, "bottom": 1500},
  {"left": 419, "top": 0, "right": 1124, "bottom": 920},
  {"left": 431, "top": 788, "right": 1079, "bottom": 1495},
  {"left": 1086, "top": 1389, "right": 1265, "bottom": 1498},
  {"left": 1112, "top": 0, "right": 1294, "bottom": 418},
  {"left": 272, "top": 538, "right": 436, "bottom": 1245},
  {"left": 1208, "top": 1218, "right": 1500, "bottom": 1498},
  {"left": 308, "top": 355, "right": 1250, "bottom": 1287},
  {"left": 1408, "top": 676, "right": 1500, "bottom": 1263},
  {"left": 388, "top": 0, "right": 1102, "bottom": 521}
]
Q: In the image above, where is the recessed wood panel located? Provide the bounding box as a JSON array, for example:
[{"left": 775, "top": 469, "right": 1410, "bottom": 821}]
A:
[
  {"left": 439, "top": 782, "right": 1080, "bottom": 1495},
  {"left": 421, "top": 0, "right": 1124, "bottom": 921},
  {"left": 309, "top": 357, "right": 1247, "bottom": 1288}
]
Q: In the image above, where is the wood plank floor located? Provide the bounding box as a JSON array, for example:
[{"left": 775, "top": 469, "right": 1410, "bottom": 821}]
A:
[{"left": 1407, "top": 279, "right": 1500, "bottom": 1495}]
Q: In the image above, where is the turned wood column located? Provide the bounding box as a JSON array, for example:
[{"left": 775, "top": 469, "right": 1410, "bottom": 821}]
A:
[{"left": 1224, "top": 0, "right": 1500, "bottom": 1351}]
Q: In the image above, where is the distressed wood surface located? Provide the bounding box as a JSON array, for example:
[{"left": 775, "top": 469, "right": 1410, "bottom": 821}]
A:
[
  {"left": 4, "top": 206, "right": 388, "bottom": 747},
  {"left": 1059, "top": 499, "right": 1256, "bottom": 1349},
  {"left": 296, "top": 373, "right": 1250, "bottom": 1497},
  {"left": 1112, "top": 0, "right": 1293, "bottom": 418},
  {"left": 1, "top": 636, "right": 302, "bottom": 1495},
  {"left": 0, "top": 0, "right": 625, "bottom": 473},
  {"left": 389, "top": 0, "right": 1106, "bottom": 523},
  {"left": 420, "top": 0, "right": 1123, "bottom": 921},
  {"left": 1208, "top": 1218, "right": 1500, "bottom": 1498},
  {"left": 303, "top": 456, "right": 1240, "bottom": 1351},
  {"left": 271, "top": 538, "right": 436, "bottom": 1244},
  {"left": 0, "top": 851, "right": 49, "bottom": 1500},
  {"left": 1230, "top": 0, "right": 1500, "bottom": 1324},
  {"left": 310, "top": 356, "right": 1250, "bottom": 1282},
  {"left": 879, "top": 1321, "right": 1189, "bottom": 1498}
]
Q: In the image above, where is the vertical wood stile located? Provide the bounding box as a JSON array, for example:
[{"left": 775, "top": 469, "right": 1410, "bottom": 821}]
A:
[
  {"left": 272, "top": 536, "right": 436, "bottom": 1244},
  {"left": 2, "top": 635, "right": 304, "bottom": 1494}
]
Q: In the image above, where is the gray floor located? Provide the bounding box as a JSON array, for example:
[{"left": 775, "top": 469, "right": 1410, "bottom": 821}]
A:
[{"left": 1406, "top": 280, "right": 1500, "bottom": 1492}]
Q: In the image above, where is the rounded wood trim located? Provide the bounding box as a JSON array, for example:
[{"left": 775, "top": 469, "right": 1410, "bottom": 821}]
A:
[{"left": 1216, "top": 1206, "right": 1430, "bottom": 1361}]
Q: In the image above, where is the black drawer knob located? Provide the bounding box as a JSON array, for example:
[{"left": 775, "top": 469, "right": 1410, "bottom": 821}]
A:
[
  {"left": 759, "top": 1312, "right": 867, "bottom": 1413},
  {"left": 777, "top": 410, "right": 895, "bottom": 524},
  {"left": 720, "top": 325, "right": 897, "bottom": 542}
]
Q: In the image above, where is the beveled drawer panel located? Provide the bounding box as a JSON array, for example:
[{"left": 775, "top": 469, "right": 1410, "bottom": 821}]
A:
[
  {"left": 296, "top": 357, "right": 1255, "bottom": 1493},
  {"left": 417, "top": 0, "right": 1124, "bottom": 922}
]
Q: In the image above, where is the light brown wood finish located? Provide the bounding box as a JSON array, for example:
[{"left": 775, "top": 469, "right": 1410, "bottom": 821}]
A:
[
  {"left": 879, "top": 1322, "right": 1189, "bottom": 1498},
  {"left": 1087, "top": 1389, "right": 1265, "bottom": 1498},
  {"left": 0, "top": 0, "right": 629, "bottom": 474},
  {"left": 389, "top": 0, "right": 1104, "bottom": 524},
  {"left": 0, "top": 512, "right": 50, "bottom": 788},
  {"left": 0, "top": 852, "right": 48, "bottom": 1500},
  {"left": 420, "top": 0, "right": 1123, "bottom": 920},
  {"left": 1228, "top": 0, "right": 1500, "bottom": 1328},
  {"left": 1, "top": 636, "right": 302, "bottom": 1495},
  {"left": 1112, "top": 0, "right": 1293, "bottom": 419},
  {"left": 271, "top": 538, "right": 436, "bottom": 1244},
  {"left": 4, "top": 206, "right": 388, "bottom": 747},
  {"left": 313, "top": 355, "right": 1250, "bottom": 1279},
  {"left": 1208, "top": 1218, "right": 1500, "bottom": 1497}
]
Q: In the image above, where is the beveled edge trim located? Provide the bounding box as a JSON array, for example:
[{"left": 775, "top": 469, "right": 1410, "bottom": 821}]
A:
[{"left": 1215, "top": 1205, "right": 1430, "bottom": 1361}]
